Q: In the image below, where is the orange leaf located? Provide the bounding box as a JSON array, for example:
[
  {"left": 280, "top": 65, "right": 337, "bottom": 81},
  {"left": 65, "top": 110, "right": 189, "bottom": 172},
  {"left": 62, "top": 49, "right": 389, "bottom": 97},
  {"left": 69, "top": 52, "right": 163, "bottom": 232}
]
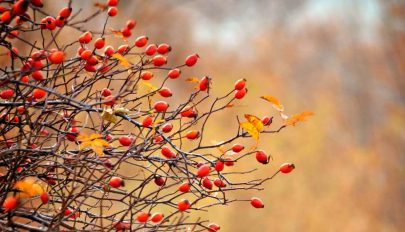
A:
[
  {"left": 244, "top": 114, "right": 264, "bottom": 132},
  {"left": 94, "top": 2, "right": 108, "bottom": 10},
  {"left": 261, "top": 95, "right": 284, "bottom": 112},
  {"left": 285, "top": 111, "right": 314, "bottom": 126},
  {"left": 14, "top": 177, "right": 44, "bottom": 198},
  {"left": 110, "top": 28, "right": 128, "bottom": 41},
  {"left": 78, "top": 133, "right": 110, "bottom": 156},
  {"left": 112, "top": 54, "right": 131, "bottom": 68},
  {"left": 186, "top": 77, "right": 200, "bottom": 83}
]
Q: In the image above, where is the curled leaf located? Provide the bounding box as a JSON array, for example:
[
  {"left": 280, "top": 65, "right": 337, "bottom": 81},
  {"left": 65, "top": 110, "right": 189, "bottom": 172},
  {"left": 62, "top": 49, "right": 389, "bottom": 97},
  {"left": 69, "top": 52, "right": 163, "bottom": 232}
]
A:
[
  {"left": 142, "top": 81, "right": 158, "bottom": 92},
  {"left": 14, "top": 177, "right": 44, "bottom": 198},
  {"left": 112, "top": 54, "right": 131, "bottom": 68},
  {"left": 285, "top": 111, "right": 314, "bottom": 126},
  {"left": 186, "top": 77, "right": 200, "bottom": 83},
  {"left": 261, "top": 95, "right": 284, "bottom": 112}
]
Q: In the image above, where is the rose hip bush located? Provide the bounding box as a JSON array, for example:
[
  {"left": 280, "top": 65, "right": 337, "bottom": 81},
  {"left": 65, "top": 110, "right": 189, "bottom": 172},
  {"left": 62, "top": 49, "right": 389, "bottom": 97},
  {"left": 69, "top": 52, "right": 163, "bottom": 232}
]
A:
[{"left": 0, "top": 0, "right": 313, "bottom": 231}]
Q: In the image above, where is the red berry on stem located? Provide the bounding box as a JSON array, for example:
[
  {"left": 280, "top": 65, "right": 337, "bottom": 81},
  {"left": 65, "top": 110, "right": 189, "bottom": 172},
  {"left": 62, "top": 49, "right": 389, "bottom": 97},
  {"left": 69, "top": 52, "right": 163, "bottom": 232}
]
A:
[
  {"left": 185, "top": 53, "right": 199, "bottom": 66},
  {"left": 199, "top": 76, "right": 210, "bottom": 91},
  {"left": 142, "top": 115, "right": 153, "bottom": 127},
  {"left": 161, "top": 123, "right": 173, "bottom": 133},
  {"left": 202, "top": 177, "right": 213, "bottom": 190},
  {"left": 145, "top": 44, "right": 157, "bottom": 56},
  {"left": 40, "top": 192, "right": 49, "bottom": 204},
  {"left": 136, "top": 211, "right": 150, "bottom": 222},
  {"left": 104, "top": 96, "right": 116, "bottom": 106},
  {"left": 262, "top": 116, "right": 272, "bottom": 126},
  {"left": 177, "top": 199, "right": 190, "bottom": 211},
  {"left": 150, "top": 213, "right": 164, "bottom": 223},
  {"left": 186, "top": 130, "right": 200, "bottom": 140},
  {"left": 94, "top": 38, "right": 105, "bottom": 49},
  {"left": 157, "top": 43, "right": 171, "bottom": 54},
  {"left": 197, "top": 164, "right": 210, "bottom": 177},
  {"left": 158, "top": 87, "right": 172, "bottom": 97},
  {"left": 215, "top": 160, "right": 224, "bottom": 172},
  {"left": 108, "top": 0, "right": 119, "bottom": 6},
  {"left": 152, "top": 55, "right": 167, "bottom": 67},
  {"left": 104, "top": 46, "right": 114, "bottom": 56},
  {"left": 79, "top": 31, "right": 92, "bottom": 44},
  {"left": 161, "top": 146, "right": 176, "bottom": 159},
  {"left": 255, "top": 150, "right": 269, "bottom": 164},
  {"left": 168, "top": 68, "right": 181, "bottom": 79},
  {"left": 280, "top": 163, "right": 295, "bottom": 173},
  {"left": 0, "top": 89, "right": 14, "bottom": 99},
  {"left": 3, "top": 196, "right": 18, "bottom": 211},
  {"left": 234, "top": 78, "right": 246, "bottom": 90},
  {"left": 49, "top": 51, "right": 65, "bottom": 64},
  {"left": 117, "top": 44, "right": 128, "bottom": 54},
  {"left": 33, "top": 88, "right": 47, "bottom": 99},
  {"left": 101, "top": 88, "right": 112, "bottom": 97},
  {"left": 178, "top": 182, "right": 190, "bottom": 192},
  {"left": 250, "top": 197, "right": 264, "bottom": 208},
  {"left": 59, "top": 7, "right": 72, "bottom": 18},
  {"left": 135, "top": 36, "right": 148, "bottom": 47},
  {"left": 109, "top": 176, "right": 124, "bottom": 188},
  {"left": 119, "top": 136, "right": 132, "bottom": 146},
  {"left": 208, "top": 223, "right": 221, "bottom": 232},
  {"left": 154, "top": 101, "right": 169, "bottom": 112},
  {"left": 231, "top": 144, "right": 244, "bottom": 153},
  {"left": 234, "top": 88, "right": 247, "bottom": 99},
  {"left": 108, "top": 7, "right": 118, "bottom": 17},
  {"left": 154, "top": 175, "right": 166, "bottom": 186},
  {"left": 126, "top": 19, "right": 136, "bottom": 29}
]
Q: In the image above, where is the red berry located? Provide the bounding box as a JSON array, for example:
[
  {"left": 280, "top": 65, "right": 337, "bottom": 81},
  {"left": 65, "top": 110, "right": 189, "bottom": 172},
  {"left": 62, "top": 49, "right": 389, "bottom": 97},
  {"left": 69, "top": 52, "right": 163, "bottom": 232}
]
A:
[
  {"left": 256, "top": 150, "right": 269, "bottom": 164},
  {"left": 66, "top": 127, "right": 78, "bottom": 141},
  {"left": 0, "top": 11, "right": 11, "bottom": 23},
  {"left": 161, "top": 123, "right": 173, "bottom": 133},
  {"left": 9, "top": 47, "right": 19, "bottom": 59},
  {"left": 186, "top": 130, "right": 200, "bottom": 140},
  {"left": 152, "top": 55, "right": 167, "bottom": 67},
  {"left": 234, "top": 78, "right": 246, "bottom": 90},
  {"left": 234, "top": 88, "right": 247, "bottom": 99},
  {"left": 86, "top": 55, "right": 98, "bottom": 66},
  {"left": 262, "top": 116, "right": 272, "bottom": 126},
  {"left": 180, "top": 106, "right": 197, "bottom": 118},
  {"left": 30, "top": 0, "right": 44, "bottom": 7},
  {"left": 119, "top": 136, "right": 132, "bottom": 146},
  {"left": 250, "top": 197, "right": 264, "bottom": 208},
  {"left": 168, "top": 68, "right": 181, "bottom": 79},
  {"left": 3, "top": 196, "right": 18, "bottom": 211},
  {"left": 121, "top": 27, "right": 132, "bottom": 37},
  {"left": 13, "top": 0, "right": 29, "bottom": 15},
  {"left": 158, "top": 87, "right": 172, "bottom": 97},
  {"left": 40, "top": 192, "right": 49, "bottom": 204},
  {"left": 223, "top": 157, "right": 234, "bottom": 166},
  {"left": 153, "top": 135, "right": 164, "bottom": 143},
  {"left": 40, "top": 128, "right": 49, "bottom": 136},
  {"left": 0, "top": 89, "right": 14, "bottom": 99},
  {"left": 94, "top": 38, "right": 105, "bottom": 49},
  {"left": 140, "top": 71, "right": 153, "bottom": 80},
  {"left": 109, "top": 176, "right": 124, "bottom": 188},
  {"left": 213, "top": 178, "right": 226, "bottom": 188},
  {"left": 101, "top": 88, "right": 112, "bottom": 97},
  {"left": 157, "top": 43, "right": 171, "bottom": 54},
  {"left": 79, "top": 31, "right": 92, "bottom": 44},
  {"left": 114, "top": 221, "right": 130, "bottom": 231},
  {"left": 202, "top": 177, "right": 213, "bottom": 190},
  {"left": 215, "top": 160, "right": 224, "bottom": 172},
  {"left": 185, "top": 53, "right": 199, "bottom": 67},
  {"left": 126, "top": 19, "right": 136, "bottom": 29},
  {"left": 177, "top": 199, "right": 190, "bottom": 211},
  {"left": 135, "top": 36, "right": 148, "bottom": 47},
  {"left": 31, "top": 70, "right": 44, "bottom": 81},
  {"left": 154, "top": 101, "right": 169, "bottom": 112},
  {"left": 49, "top": 51, "right": 65, "bottom": 64},
  {"left": 142, "top": 115, "right": 153, "bottom": 127},
  {"left": 231, "top": 144, "right": 244, "bottom": 153},
  {"left": 208, "top": 223, "right": 221, "bottom": 232},
  {"left": 199, "top": 76, "right": 210, "bottom": 91},
  {"left": 161, "top": 146, "right": 176, "bottom": 159},
  {"left": 280, "top": 163, "right": 295, "bottom": 173},
  {"left": 55, "top": 16, "right": 65, "bottom": 27},
  {"left": 33, "top": 88, "right": 46, "bottom": 99},
  {"left": 21, "top": 75, "right": 29, "bottom": 82},
  {"left": 104, "top": 96, "right": 116, "bottom": 106},
  {"left": 59, "top": 7, "right": 72, "bottom": 18},
  {"left": 44, "top": 16, "right": 56, "bottom": 30},
  {"left": 197, "top": 164, "right": 210, "bottom": 177},
  {"left": 145, "top": 44, "right": 157, "bottom": 56},
  {"left": 104, "top": 46, "right": 115, "bottom": 56},
  {"left": 107, "top": 0, "right": 119, "bottom": 6},
  {"left": 150, "top": 213, "right": 164, "bottom": 223},
  {"left": 17, "top": 106, "right": 25, "bottom": 114},
  {"left": 117, "top": 44, "right": 128, "bottom": 54},
  {"left": 154, "top": 175, "right": 166, "bottom": 186},
  {"left": 178, "top": 182, "right": 190, "bottom": 193},
  {"left": 108, "top": 7, "right": 118, "bottom": 16},
  {"left": 136, "top": 211, "right": 149, "bottom": 223}
]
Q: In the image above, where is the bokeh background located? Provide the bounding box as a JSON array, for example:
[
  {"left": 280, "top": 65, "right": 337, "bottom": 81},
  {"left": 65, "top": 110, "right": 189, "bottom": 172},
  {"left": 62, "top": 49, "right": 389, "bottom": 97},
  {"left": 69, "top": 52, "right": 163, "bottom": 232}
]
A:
[{"left": 19, "top": 0, "right": 405, "bottom": 231}]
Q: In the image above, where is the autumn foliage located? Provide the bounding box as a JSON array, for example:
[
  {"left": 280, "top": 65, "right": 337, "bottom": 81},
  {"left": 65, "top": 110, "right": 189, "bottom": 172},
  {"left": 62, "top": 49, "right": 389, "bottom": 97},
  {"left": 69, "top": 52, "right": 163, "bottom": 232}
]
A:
[{"left": 0, "top": 0, "right": 312, "bottom": 231}]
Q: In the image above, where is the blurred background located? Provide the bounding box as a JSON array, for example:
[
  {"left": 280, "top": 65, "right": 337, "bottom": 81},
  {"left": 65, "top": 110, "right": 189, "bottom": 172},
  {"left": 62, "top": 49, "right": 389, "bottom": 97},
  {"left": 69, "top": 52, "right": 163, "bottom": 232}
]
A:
[{"left": 20, "top": 0, "right": 405, "bottom": 231}]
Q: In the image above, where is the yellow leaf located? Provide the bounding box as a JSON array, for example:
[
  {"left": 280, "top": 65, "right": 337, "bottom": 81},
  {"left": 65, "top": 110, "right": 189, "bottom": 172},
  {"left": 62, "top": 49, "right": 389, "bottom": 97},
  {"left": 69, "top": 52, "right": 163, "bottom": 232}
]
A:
[
  {"left": 102, "top": 108, "right": 119, "bottom": 123},
  {"left": 112, "top": 54, "right": 131, "bottom": 68},
  {"left": 78, "top": 133, "right": 111, "bottom": 156},
  {"left": 14, "top": 177, "right": 44, "bottom": 198},
  {"left": 186, "top": 77, "right": 200, "bottom": 83},
  {"left": 240, "top": 121, "right": 260, "bottom": 140},
  {"left": 285, "top": 111, "right": 314, "bottom": 126},
  {"left": 244, "top": 114, "right": 264, "bottom": 132},
  {"left": 110, "top": 28, "right": 128, "bottom": 41},
  {"left": 142, "top": 81, "right": 158, "bottom": 92},
  {"left": 261, "top": 95, "right": 284, "bottom": 112}
]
